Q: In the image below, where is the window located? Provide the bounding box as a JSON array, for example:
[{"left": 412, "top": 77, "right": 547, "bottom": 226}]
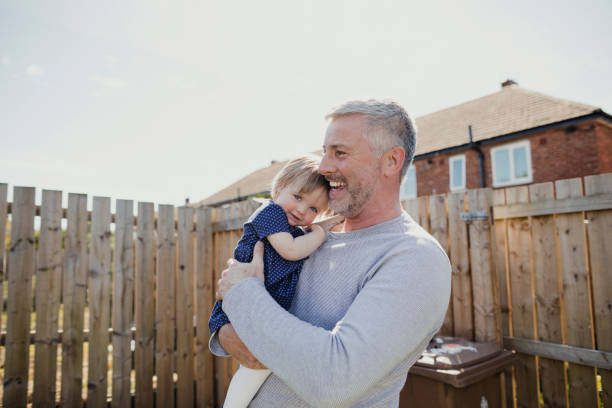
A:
[
  {"left": 449, "top": 154, "right": 466, "bottom": 191},
  {"left": 400, "top": 165, "right": 417, "bottom": 199},
  {"left": 490, "top": 140, "right": 533, "bottom": 187}
]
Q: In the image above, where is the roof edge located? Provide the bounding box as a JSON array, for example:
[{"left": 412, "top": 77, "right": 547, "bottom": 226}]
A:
[
  {"left": 195, "top": 190, "right": 271, "bottom": 208},
  {"left": 414, "top": 110, "right": 611, "bottom": 160}
]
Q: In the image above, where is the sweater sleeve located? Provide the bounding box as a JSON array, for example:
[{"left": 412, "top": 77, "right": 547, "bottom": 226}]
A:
[{"left": 222, "top": 242, "right": 451, "bottom": 407}]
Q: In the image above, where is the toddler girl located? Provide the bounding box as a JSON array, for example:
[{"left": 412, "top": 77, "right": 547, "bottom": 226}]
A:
[{"left": 208, "top": 155, "right": 342, "bottom": 408}]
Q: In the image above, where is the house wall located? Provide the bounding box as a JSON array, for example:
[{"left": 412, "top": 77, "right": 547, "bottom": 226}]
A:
[
  {"left": 414, "top": 119, "right": 611, "bottom": 196},
  {"left": 596, "top": 121, "right": 612, "bottom": 174}
]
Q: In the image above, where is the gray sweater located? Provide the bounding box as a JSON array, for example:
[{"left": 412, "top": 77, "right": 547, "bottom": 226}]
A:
[{"left": 212, "top": 212, "right": 451, "bottom": 407}]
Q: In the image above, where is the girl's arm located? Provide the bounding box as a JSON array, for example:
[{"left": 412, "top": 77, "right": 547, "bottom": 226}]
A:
[
  {"left": 266, "top": 226, "right": 326, "bottom": 261},
  {"left": 266, "top": 215, "right": 344, "bottom": 261}
]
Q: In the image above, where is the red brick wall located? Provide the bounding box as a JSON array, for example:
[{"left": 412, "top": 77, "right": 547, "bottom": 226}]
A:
[
  {"left": 596, "top": 122, "right": 612, "bottom": 174},
  {"left": 413, "top": 120, "right": 611, "bottom": 196}
]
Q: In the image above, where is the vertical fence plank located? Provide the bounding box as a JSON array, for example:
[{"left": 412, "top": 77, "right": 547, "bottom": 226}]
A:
[
  {"left": 225, "top": 204, "right": 237, "bottom": 388},
  {"left": 467, "top": 188, "right": 499, "bottom": 344},
  {"left": 177, "top": 206, "right": 195, "bottom": 408},
  {"left": 584, "top": 173, "right": 612, "bottom": 407},
  {"left": 212, "top": 206, "right": 226, "bottom": 407},
  {"left": 429, "top": 194, "right": 452, "bottom": 335},
  {"left": 87, "top": 196, "right": 112, "bottom": 408},
  {"left": 227, "top": 200, "right": 256, "bottom": 377},
  {"left": 506, "top": 186, "right": 539, "bottom": 408},
  {"left": 3, "top": 186, "right": 35, "bottom": 408},
  {"left": 447, "top": 191, "right": 473, "bottom": 338},
  {"left": 0, "top": 183, "right": 8, "bottom": 404},
  {"left": 417, "top": 196, "right": 430, "bottom": 232},
  {"left": 33, "top": 190, "right": 63, "bottom": 407},
  {"left": 112, "top": 200, "right": 135, "bottom": 408},
  {"left": 61, "top": 193, "right": 88, "bottom": 406},
  {"left": 196, "top": 206, "right": 215, "bottom": 408},
  {"left": 0, "top": 184, "right": 7, "bottom": 322},
  {"left": 492, "top": 188, "right": 514, "bottom": 408},
  {"left": 135, "top": 202, "right": 155, "bottom": 408},
  {"left": 157, "top": 204, "right": 176, "bottom": 408},
  {"left": 492, "top": 190, "right": 510, "bottom": 342},
  {"left": 555, "top": 178, "right": 598, "bottom": 407},
  {"left": 229, "top": 203, "right": 243, "bottom": 378},
  {"left": 404, "top": 198, "right": 418, "bottom": 222},
  {"left": 215, "top": 205, "right": 234, "bottom": 406},
  {"left": 529, "top": 182, "right": 567, "bottom": 408}
]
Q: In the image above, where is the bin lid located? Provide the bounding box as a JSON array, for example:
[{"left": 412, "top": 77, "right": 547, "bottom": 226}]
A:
[{"left": 414, "top": 336, "right": 501, "bottom": 370}]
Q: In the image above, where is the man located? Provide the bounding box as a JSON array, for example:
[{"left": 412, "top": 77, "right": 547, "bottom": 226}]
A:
[{"left": 212, "top": 100, "right": 451, "bottom": 407}]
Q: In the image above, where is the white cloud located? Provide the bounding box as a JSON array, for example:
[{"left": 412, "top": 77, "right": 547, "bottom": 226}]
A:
[
  {"left": 1, "top": 56, "right": 9, "bottom": 65},
  {"left": 89, "top": 74, "right": 125, "bottom": 88},
  {"left": 26, "top": 64, "right": 43, "bottom": 76}
]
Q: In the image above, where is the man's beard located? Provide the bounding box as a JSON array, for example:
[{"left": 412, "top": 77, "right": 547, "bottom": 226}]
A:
[
  {"left": 328, "top": 165, "right": 380, "bottom": 218},
  {"left": 330, "top": 185, "right": 374, "bottom": 218}
]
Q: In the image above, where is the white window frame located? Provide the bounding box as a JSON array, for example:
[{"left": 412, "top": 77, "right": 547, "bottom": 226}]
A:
[
  {"left": 400, "top": 164, "right": 417, "bottom": 200},
  {"left": 490, "top": 140, "right": 533, "bottom": 187},
  {"left": 449, "top": 154, "right": 466, "bottom": 191}
]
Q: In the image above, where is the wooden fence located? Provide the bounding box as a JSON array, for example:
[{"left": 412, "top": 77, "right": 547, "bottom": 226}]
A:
[
  {"left": 403, "top": 173, "right": 612, "bottom": 408},
  {"left": 1, "top": 173, "right": 611, "bottom": 407},
  {"left": 0, "top": 185, "right": 234, "bottom": 407}
]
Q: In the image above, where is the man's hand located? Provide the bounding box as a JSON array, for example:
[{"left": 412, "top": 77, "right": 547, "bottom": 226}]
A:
[
  {"left": 218, "top": 324, "right": 267, "bottom": 369},
  {"left": 216, "top": 241, "right": 265, "bottom": 300}
]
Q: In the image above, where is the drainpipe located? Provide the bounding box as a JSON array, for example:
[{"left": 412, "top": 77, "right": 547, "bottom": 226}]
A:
[{"left": 469, "top": 125, "right": 486, "bottom": 188}]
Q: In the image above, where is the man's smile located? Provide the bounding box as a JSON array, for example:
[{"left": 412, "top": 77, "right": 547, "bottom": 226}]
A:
[{"left": 327, "top": 179, "right": 347, "bottom": 198}]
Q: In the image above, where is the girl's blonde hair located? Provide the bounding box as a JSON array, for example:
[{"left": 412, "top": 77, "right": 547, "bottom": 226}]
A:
[{"left": 271, "top": 156, "right": 329, "bottom": 201}]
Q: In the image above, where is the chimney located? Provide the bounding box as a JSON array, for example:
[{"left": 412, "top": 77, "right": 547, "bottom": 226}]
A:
[{"left": 501, "top": 79, "right": 518, "bottom": 88}]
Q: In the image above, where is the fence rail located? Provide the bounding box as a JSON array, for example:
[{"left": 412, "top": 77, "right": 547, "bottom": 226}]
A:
[{"left": 1, "top": 173, "right": 611, "bottom": 407}]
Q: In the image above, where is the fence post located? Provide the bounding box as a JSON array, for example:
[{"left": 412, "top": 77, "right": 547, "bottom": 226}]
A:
[{"left": 3, "top": 186, "right": 35, "bottom": 408}]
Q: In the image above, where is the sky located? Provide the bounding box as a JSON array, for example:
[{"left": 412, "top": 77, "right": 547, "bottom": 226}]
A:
[{"left": 2, "top": 0, "right": 611, "bottom": 209}]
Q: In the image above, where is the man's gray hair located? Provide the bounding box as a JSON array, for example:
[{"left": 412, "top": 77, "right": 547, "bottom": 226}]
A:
[{"left": 326, "top": 100, "right": 417, "bottom": 181}]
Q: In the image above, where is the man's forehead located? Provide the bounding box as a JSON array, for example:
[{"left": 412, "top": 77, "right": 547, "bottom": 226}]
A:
[{"left": 324, "top": 116, "right": 367, "bottom": 145}]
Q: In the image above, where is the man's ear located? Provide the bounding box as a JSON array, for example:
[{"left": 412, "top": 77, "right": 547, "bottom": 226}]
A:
[{"left": 382, "top": 146, "right": 405, "bottom": 178}]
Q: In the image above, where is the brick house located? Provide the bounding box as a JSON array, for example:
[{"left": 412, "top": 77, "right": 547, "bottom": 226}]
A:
[{"left": 197, "top": 81, "right": 612, "bottom": 206}]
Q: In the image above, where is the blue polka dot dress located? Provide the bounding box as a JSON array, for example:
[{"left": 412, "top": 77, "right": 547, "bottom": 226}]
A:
[{"left": 209, "top": 201, "right": 306, "bottom": 335}]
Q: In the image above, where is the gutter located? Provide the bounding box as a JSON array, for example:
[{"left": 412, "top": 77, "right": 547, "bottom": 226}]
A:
[{"left": 468, "top": 125, "right": 486, "bottom": 188}]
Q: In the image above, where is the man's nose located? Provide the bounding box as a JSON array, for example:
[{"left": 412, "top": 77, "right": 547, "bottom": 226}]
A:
[{"left": 318, "top": 152, "right": 336, "bottom": 176}]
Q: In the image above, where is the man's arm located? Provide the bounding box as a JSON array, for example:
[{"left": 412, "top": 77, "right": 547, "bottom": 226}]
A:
[
  {"left": 220, "top": 243, "right": 451, "bottom": 407},
  {"left": 218, "top": 324, "right": 266, "bottom": 369}
]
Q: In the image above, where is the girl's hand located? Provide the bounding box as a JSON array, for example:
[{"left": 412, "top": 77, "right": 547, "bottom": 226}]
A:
[{"left": 313, "top": 215, "right": 345, "bottom": 232}]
